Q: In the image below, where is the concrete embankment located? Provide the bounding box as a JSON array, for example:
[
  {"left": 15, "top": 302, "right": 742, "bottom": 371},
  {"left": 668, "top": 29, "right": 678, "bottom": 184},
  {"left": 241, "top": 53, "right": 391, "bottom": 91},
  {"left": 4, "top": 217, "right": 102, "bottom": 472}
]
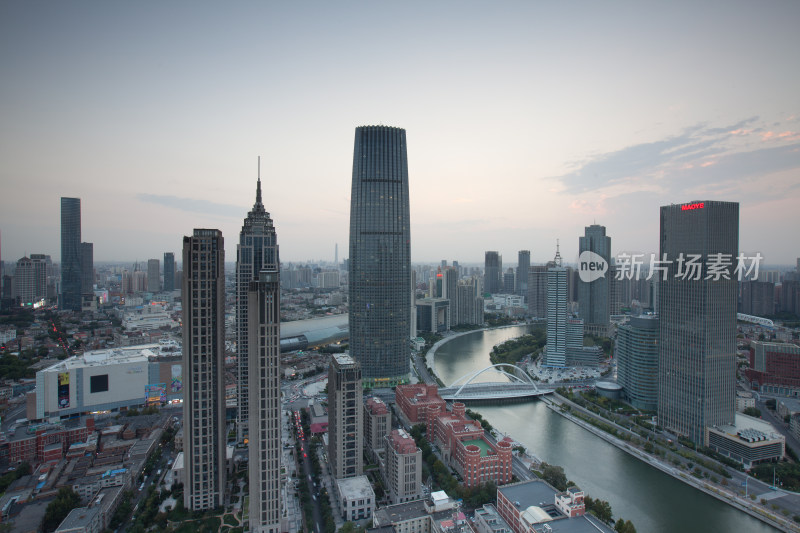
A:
[{"left": 541, "top": 395, "right": 797, "bottom": 533}]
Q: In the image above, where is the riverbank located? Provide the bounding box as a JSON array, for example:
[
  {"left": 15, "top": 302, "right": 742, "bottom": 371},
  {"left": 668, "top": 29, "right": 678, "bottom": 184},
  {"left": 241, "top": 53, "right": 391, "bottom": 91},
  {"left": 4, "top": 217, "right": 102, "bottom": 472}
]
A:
[
  {"left": 426, "top": 324, "right": 529, "bottom": 374},
  {"left": 541, "top": 394, "right": 796, "bottom": 532},
  {"left": 426, "top": 327, "right": 794, "bottom": 532}
]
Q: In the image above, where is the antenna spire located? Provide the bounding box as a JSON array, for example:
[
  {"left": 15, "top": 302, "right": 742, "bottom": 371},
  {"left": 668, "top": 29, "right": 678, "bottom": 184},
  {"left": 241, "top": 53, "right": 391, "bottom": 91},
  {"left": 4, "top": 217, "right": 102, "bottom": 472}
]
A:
[
  {"left": 554, "top": 239, "right": 562, "bottom": 267},
  {"left": 256, "top": 156, "right": 262, "bottom": 205}
]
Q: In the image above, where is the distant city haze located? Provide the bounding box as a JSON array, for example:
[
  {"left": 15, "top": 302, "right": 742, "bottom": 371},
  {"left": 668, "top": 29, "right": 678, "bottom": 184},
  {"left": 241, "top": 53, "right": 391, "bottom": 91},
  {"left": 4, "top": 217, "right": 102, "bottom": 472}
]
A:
[{"left": 1, "top": 2, "right": 799, "bottom": 264}]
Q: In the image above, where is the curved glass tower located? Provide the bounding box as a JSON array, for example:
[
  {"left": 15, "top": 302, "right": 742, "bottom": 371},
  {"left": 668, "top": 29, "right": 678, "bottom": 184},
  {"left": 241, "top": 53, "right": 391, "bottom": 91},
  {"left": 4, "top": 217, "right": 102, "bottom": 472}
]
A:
[{"left": 349, "top": 125, "right": 411, "bottom": 387}]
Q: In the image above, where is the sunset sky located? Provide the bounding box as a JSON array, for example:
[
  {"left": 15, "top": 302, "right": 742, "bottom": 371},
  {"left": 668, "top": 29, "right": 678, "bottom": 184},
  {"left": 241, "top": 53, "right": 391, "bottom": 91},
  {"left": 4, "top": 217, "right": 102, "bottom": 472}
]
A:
[{"left": 1, "top": 1, "right": 799, "bottom": 266}]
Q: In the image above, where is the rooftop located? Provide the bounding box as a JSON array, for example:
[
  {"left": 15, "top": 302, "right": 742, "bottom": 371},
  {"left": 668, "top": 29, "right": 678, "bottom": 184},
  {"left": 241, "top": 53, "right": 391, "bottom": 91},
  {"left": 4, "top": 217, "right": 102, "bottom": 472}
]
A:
[
  {"left": 462, "top": 438, "right": 493, "bottom": 457},
  {"left": 57, "top": 506, "right": 100, "bottom": 531},
  {"left": 498, "top": 480, "right": 559, "bottom": 510},
  {"left": 336, "top": 475, "right": 374, "bottom": 499},
  {"left": 710, "top": 413, "right": 784, "bottom": 442}
]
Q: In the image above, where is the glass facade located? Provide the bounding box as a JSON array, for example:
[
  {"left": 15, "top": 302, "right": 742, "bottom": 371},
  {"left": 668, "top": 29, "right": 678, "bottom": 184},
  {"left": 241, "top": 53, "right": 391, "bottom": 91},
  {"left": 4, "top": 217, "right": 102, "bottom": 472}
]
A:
[
  {"left": 657, "top": 201, "right": 738, "bottom": 443},
  {"left": 578, "top": 224, "right": 611, "bottom": 333},
  {"left": 616, "top": 316, "right": 659, "bottom": 411},
  {"left": 60, "top": 197, "right": 82, "bottom": 311},
  {"left": 349, "top": 126, "right": 411, "bottom": 387}
]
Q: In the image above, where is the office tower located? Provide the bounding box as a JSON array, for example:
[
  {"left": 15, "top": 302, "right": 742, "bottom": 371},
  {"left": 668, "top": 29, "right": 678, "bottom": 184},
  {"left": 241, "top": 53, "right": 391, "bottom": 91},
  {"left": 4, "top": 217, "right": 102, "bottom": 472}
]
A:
[
  {"left": 616, "top": 316, "right": 659, "bottom": 410},
  {"left": 237, "top": 175, "right": 279, "bottom": 443},
  {"left": 349, "top": 125, "right": 411, "bottom": 387},
  {"left": 182, "top": 229, "right": 226, "bottom": 510},
  {"left": 247, "top": 270, "right": 281, "bottom": 533},
  {"left": 410, "top": 270, "right": 417, "bottom": 338},
  {"left": 527, "top": 265, "right": 549, "bottom": 319},
  {"left": 121, "top": 270, "right": 132, "bottom": 294},
  {"left": 516, "top": 250, "right": 530, "bottom": 297},
  {"left": 578, "top": 224, "right": 611, "bottom": 336},
  {"left": 80, "top": 243, "right": 94, "bottom": 295},
  {"left": 328, "top": 354, "right": 363, "bottom": 479},
  {"left": 164, "top": 252, "right": 175, "bottom": 292},
  {"left": 544, "top": 246, "right": 566, "bottom": 367},
  {"left": 60, "top": 197, "right": 82, "bottom": 311},
  {"left": 503, "top": 268, "right": 515, "bottom": 294},
  {"left": 658, "top": 201, "right": 738, "bottom": 444},
  {"left": 147, "top": 259, "right": 160, "bottom": 293},
  {"left": 13, "top": 256, "right": 47, "bottom": 306},
  {"left": 484, "top": 251, "right": 502, "bottom": 294}
]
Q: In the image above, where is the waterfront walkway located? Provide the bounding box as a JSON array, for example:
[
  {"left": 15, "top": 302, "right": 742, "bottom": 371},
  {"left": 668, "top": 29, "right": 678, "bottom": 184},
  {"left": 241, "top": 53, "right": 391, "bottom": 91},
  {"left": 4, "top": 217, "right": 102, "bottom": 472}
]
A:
[{"left": 542, "top": 394, "right": 800, "bottom": 532}]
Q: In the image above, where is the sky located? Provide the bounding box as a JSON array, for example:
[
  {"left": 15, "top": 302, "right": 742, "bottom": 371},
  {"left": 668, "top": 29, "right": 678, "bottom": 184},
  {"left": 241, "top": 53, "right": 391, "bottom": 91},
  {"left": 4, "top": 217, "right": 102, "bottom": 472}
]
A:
[{"left": 1, "top": 1, "right": 799, "bottom": 266}]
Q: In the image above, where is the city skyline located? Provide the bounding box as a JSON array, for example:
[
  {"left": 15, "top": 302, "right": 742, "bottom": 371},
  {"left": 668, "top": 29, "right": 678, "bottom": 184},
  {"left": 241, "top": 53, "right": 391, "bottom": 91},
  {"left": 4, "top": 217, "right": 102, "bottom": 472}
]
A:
[{"left": 1, "top": 2, "right": 799, "bottom": 265}]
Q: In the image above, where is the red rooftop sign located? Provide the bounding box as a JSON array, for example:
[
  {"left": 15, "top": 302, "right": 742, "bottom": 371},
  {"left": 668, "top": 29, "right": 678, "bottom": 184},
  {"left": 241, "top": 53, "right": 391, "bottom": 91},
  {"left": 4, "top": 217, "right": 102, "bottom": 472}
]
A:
[{"left": 681, "top": 202, "right": 704, "bottom": 211}]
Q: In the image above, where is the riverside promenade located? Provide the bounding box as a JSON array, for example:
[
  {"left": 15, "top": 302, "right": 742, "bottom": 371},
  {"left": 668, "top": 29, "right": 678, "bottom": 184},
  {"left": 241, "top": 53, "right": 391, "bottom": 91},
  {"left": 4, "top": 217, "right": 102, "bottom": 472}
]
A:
[{"left": 542, "top": 394, "right": 799, "bottom": 532}]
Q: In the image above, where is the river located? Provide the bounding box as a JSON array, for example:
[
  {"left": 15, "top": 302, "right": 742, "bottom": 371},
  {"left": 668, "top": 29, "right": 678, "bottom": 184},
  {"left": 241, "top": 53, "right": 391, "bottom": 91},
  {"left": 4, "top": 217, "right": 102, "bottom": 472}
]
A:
[{"left": 431, "top": 325, "right": 778, "bottom": 533}]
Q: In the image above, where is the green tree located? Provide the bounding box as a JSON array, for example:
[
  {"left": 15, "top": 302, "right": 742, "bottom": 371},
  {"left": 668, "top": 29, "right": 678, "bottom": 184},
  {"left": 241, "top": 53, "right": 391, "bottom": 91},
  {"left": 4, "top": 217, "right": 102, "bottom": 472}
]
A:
[
  {"left": 541, "top": 463, "right": 568, "bottom": 491},
  {"left": 614, "top": 518, "right": 637, "bottom": 533},
  {"left": 41, "top": 487, "right": 82, "bottom": 532},
  {"left": 743, "top": 407, "right": 762, "bottom": 418}
]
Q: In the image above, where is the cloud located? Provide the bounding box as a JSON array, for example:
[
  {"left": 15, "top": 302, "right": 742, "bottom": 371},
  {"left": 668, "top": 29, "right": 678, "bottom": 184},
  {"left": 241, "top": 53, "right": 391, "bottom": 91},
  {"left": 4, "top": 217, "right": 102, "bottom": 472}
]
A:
[
  {"left": 137, "top": 194, "right": 242, "bottom": 217},
  {"left": 552, "top": 117, "right": 800, "bottom": 201}
]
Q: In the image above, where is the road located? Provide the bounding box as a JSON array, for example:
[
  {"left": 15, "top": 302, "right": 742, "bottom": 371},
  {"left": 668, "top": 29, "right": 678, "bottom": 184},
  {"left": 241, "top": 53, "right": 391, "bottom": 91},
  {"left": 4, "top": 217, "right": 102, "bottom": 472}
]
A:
[{"left": 293, "top": 410, "right": 325, "bottom": 533}]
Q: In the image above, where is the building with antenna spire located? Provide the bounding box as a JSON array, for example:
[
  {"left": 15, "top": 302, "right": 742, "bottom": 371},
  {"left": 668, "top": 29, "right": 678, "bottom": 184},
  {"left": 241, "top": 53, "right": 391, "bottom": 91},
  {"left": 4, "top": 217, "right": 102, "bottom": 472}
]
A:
[
  {"left": 236, "top": 158, "right": 279, "bottom": 444},
  {"left": 544, "top": 242, "right": 567, "bottom": 367}
]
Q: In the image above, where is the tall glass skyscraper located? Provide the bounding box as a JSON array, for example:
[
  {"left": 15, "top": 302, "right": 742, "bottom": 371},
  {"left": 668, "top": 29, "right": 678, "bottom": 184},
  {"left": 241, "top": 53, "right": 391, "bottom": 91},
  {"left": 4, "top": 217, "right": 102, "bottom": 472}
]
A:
[
  {"left": 349, "top": 125, "right": 411, "bottom": 387},
  {"left": 163, "top": 252, "right": 175, "bottom": 292},
  {"left": 484, "top": 251, "right": 502, "bottom": 294},
  {"left": 657, "top": 201, "right": 738, "bottom": 444},
  {"left": 516, "top": 250, "right": 530, "bottom": 296},
  {"left": 578, "top": 224, "right": 611, "bottom": 336},
  {"left": 60, "top": 197, "right": 82, "bottom": 312},
  {"left": 236, "top": 176, "right": 279, "bottom": 442}
]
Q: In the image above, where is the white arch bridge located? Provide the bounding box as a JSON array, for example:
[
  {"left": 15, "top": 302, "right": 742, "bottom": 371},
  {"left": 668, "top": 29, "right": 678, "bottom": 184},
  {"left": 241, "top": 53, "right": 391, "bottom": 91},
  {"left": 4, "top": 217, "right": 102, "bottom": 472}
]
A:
[{"left": 438, "top": 364, "right": 554, "bottom": 401}]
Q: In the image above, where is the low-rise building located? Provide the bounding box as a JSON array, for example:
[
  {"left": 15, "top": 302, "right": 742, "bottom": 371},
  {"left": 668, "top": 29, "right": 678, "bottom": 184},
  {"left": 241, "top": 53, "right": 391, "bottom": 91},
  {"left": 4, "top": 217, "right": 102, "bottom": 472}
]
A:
[
  {"left": 745, "top": 341, "right": 800, "bottom": 396},
  {"left": 706, "top": 414, "right": 785, "bottom": 468},
  {"left": 56, "top": 506, "right": 102, "bottom": 533},
  {"left": 335, "top": 475, "right": 375, "bottom": 522},
  {"left": 474, "top": 504, "right": 512, "bottom": 533},
  {"left": 736, "top": 391, "right": 756, "bottom": 412},
  {"left": 426, "top": 402, "right": 513, "bottom": 488},
  {"left": 373, "top": 491, "right": 458, "bottom": 533},
  {"left": 395, "top": 384, "right": 446, "bottom": 425}
]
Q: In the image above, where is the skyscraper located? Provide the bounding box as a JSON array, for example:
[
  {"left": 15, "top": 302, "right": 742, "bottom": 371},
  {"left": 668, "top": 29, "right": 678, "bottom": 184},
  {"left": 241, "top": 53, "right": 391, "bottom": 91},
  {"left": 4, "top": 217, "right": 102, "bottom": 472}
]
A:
[
  {"left": 616, "top": 316, "right": 659, "bottom": 411},
  {"left": 516, "top": 250, "right": 530, "bottom": 297},
  {"left": 544, "top": 246, "right": 566, "bottom": 367},
  {"left": 13, "top": 256, "right": 47, "bottom": 306},
  {"left": 484, "top": 251, "right": 502, "bottom": 295},
  {"left": 60, "top": 197, "right": 82, "bottom": 311},
  {"left": 164, "top": 252, "right": 175, "bottom": 292},
  {"left": 248, "top": 270, "right": 281, "bottom": 533},
  {"left": 328, "top": 354, "right": 363, "bottom": 479},
  {"left": 80, "top": 242, "right": 94, "bottom": 295},
  {"left": 657, "top": 201, "right": 738, "bottom": 444},
  {"left": 182, "top": 229, "right": 226, "bottom": 511},
  {"left": 527, "top": 265, "right": 549, "bottom": 319},
  {"left": 236, "top": 173, "right": 278, "bottom": 443},
  {"left": 349, "top": 125, "right": 411, "bottom": 387},
  {"left": 147, "top": 259, "right": 160, "bottom": 293},
  {"left": 578, "top": 224, "right": 611, "bottom": 336}
]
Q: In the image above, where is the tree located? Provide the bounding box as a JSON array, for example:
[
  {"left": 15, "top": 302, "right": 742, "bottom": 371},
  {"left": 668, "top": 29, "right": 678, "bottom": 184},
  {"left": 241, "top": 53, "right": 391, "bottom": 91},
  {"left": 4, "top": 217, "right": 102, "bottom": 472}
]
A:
[
  {"left": 615, "top": 518, "right": 637, "bottom": 533},
  {"left": 743, "top": 407, "right": 762, "bottom": 418},
  {"left": 41, "top": 488, "right": 82, "bottom": 532},
  {"left": 541, "top": 463, "right": 568, "bottom": 492}
]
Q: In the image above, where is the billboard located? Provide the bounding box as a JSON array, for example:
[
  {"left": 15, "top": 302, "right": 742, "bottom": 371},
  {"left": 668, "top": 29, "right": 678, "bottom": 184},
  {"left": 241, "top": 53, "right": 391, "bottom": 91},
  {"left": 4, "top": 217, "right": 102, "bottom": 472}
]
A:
[
  {"left": 145, "top": 383, "right": 167, "bottom": 406},
  {"left": 58, "top": 372, "right": 70, "bottom": 409},
  {"left": 170, "top": 364, "right": 182, "bottom": 393}
]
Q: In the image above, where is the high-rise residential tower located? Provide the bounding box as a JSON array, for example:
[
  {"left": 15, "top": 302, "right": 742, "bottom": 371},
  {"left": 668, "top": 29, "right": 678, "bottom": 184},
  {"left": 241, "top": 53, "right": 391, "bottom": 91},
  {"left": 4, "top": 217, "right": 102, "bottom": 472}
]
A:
[
  {"left": 657, "top": 201, "right": 738, "bottom": 444},
  {"left": 328, "top": 354, "right": 363, "bottom": 479},
  {"left": 248, "top": 269, "right": 281, "bottom": 533},
  {"left": 147, "top": 259, "right": 160, "bottom": 293},
  {"left": 516, "top": 250, "right": 530, "bottom": 297},
  {"left": 578, "top": 224, "right": 611, "bottom": 336},
  {"left": 164, "top": 252, "right": 175, "bottom": 292},
  {"left": 236, "top": 172, "right": 278, "bottom": 443},
  {"left": 349, "top": 126, "right": 411, "bottom": 387},
  {"left": 60, "top": 197, "right": 82, "bottom": 311},
  {"left": 182, "top": 229, "right": 226, "bottom": 510},
  {"left": 13, "top": 256, "right": 47, "bottom": 306},
  {"left": 484, "top": 251, "right": 502, "bottom": 295}
]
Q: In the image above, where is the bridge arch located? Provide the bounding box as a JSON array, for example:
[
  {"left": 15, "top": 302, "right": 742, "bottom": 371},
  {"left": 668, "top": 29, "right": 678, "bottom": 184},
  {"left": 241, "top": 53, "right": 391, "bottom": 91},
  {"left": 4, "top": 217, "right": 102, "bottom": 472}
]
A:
[{"left": 448, "top": 364, "right": 538, "bottom": 398}]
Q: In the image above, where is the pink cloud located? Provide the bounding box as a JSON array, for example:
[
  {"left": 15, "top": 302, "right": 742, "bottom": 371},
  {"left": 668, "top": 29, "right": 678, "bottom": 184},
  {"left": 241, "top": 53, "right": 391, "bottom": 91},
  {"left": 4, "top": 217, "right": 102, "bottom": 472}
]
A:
[
  {"left": 729, "top": 128, "right": 751, "bottom": 136},
  {"left": 700, "top": 161, "right": 716, "bottom": 168},
  {"left": 761, "top": 131, "right": 775, "bottom": 141}
]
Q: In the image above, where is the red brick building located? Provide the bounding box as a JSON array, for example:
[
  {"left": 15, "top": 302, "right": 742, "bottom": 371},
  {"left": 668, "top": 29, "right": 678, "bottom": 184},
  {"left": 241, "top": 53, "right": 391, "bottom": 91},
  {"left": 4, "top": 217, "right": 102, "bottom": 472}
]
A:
[
  {"left": 395, "top": 384, "right": 446, "bottom": 424},
  {"left": 6, "top": 418, "right": 94, "bottom": 464},
  {"left": 745, "top": 341, "right": 800, "bottom": 396},
  {"left": 425, "top": 401, "right": 513, "bottom": 488}
]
